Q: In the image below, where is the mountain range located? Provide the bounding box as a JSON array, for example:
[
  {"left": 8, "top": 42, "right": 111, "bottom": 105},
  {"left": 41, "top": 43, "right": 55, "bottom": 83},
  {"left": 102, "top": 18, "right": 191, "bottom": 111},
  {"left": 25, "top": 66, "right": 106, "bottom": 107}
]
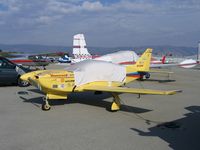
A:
[{"left": 0, "top": 44, "right": 198, "bottom": 57}]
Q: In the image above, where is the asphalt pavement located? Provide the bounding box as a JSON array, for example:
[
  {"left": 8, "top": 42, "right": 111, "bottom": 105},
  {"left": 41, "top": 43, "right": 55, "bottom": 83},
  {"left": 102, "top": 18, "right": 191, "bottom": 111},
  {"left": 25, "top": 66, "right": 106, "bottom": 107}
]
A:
[{"left": 0, "top": 65, "right": 200, "bottom": 150}]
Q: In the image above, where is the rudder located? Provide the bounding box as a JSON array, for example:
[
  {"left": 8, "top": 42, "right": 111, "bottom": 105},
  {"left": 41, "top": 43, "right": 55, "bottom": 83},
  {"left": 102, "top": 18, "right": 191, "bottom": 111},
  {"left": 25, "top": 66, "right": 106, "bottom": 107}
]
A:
[
  {"left": 72, "top": 34, "right": 92, "bottom": 60},
  {"left": 135, "top": 48, "right": 152, "bottom": 72},
  {"left": 126, "top": 48, "right": 152, "bottom": 73}
]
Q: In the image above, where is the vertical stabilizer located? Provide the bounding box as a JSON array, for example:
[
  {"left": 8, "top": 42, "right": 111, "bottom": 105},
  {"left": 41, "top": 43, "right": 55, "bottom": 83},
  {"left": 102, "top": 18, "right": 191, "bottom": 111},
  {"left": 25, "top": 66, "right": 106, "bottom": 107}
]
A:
[
  {"left": 126, "top": 48, "right": 152, "bottom": 74},
  {"left": 161, "top": 56, "right": 166, "bottom": 64},
  {"left": 73, "top": 34, "right": 92, "bottom": 60},
  {"left": 135, "top": 48, "right": 152, "bottom": 72}
]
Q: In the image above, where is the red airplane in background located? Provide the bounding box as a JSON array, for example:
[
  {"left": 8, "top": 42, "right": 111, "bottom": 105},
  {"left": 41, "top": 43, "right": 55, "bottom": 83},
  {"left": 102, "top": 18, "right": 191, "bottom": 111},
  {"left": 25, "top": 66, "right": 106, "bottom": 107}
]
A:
[{"left": 8, "top": 54, "right": 51, "bottom": 69}]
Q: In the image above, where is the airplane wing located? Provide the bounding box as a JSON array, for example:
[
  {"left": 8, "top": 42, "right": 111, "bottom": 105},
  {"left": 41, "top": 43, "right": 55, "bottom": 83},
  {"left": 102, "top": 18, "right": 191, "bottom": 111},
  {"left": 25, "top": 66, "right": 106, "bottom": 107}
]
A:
[
  {"left": 151, "top": 59, "right": 197, "bottom": 69},
  {"left": 150, "top": 63, "right": 178, "bottom": 68},
  {"left": 82, "top": 85, "right": 181, "bottom": 95}
]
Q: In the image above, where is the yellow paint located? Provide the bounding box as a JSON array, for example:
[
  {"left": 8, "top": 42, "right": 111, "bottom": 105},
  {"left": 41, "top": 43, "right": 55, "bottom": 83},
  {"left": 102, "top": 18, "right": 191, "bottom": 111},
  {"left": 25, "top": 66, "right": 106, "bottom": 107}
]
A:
[
  {"left": 111, "top": 93, "right": 121, "bottom": 111},
  {"left": 111, "top": 102, "right": 120, "bottom": 111},
  {"left": 126, "top": 48, "right": 152, "bottom": 75},
  {"left": 47, "top": 93, "right": 67, "bottom": 99}
]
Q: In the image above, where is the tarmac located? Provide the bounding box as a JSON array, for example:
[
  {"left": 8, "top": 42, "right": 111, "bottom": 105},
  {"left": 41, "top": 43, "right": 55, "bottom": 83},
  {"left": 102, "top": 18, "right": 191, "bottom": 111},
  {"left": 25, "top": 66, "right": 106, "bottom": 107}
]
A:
[{"left": 0, "top": 64, "right": 200, "bottom": 150}]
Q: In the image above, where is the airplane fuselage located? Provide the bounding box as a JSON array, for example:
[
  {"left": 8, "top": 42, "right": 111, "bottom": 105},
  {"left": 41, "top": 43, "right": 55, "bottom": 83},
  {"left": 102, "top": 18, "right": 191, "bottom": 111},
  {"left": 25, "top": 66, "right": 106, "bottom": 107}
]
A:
[
  {"left": 23, "top": 70, "right": 139, "bottom": 99},
  {"left": 24, "top": 70, "right": 125, "bottom": 100}
]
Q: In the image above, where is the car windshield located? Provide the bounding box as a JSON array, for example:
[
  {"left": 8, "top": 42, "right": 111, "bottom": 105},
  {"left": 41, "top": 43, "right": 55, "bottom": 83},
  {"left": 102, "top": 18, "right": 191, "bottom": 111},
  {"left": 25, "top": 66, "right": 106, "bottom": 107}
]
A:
[{"left": 0, "top": 58, "right": 16, "bottom": 69}]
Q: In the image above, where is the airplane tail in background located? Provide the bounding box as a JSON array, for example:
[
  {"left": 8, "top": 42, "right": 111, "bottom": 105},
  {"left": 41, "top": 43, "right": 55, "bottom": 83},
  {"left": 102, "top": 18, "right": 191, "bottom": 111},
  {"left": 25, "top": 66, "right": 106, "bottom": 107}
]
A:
[
  {"left": 126, "top": 48, "right": 152, "bottom": 74},
  {"left": 72, "top": 34, "right": 92, "bottom": 60},
  {"left": 135, "top": 48, "right": 152, "bottom": 72},
  {"left": 161, "top": 56, "right": 166, "bottom": 64}
]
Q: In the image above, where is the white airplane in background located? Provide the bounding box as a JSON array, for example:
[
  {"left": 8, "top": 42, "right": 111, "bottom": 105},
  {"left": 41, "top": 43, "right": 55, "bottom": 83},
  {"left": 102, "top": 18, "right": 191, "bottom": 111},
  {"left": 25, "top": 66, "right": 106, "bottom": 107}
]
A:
[
  {"left": 72, "top": 34, "right": 197, "bottom": 68},
  {"left": 58, "top": 33, "right": 168, "bottom": 65},
  {"left": 95, "top": 51, "right": 167, "bottom": 65},
  {"left": 58, "top": 33, "right": 197, "bottom": 78},
  {"left": 72, "top": 34, "right": 92, "bottom": 63},
  {"left": 57, "top": 34, "right": 92, "bottom": 63}
]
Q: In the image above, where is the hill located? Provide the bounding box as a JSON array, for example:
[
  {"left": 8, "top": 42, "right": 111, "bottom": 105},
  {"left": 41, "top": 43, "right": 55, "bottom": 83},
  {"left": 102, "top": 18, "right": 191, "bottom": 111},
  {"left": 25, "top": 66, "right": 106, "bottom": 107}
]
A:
[{"left": 0, "top": 44, "right": 198, "bottom": 57}]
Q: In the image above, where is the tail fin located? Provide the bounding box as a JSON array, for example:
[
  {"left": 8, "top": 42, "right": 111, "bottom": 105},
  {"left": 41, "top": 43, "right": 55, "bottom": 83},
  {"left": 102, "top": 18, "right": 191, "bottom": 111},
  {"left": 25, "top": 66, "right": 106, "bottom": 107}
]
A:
[
  {"left": 126, "top": 48, "right": 152, "bottom": 73},
  {"left": 135, "top": 48, "right": 152, "bottom": 72},
  {"left": 72, "top": 34, "right": 92, "bottom": 59},
  {"left": 161, "top": 56, "right": 166, "bottom": 64}
]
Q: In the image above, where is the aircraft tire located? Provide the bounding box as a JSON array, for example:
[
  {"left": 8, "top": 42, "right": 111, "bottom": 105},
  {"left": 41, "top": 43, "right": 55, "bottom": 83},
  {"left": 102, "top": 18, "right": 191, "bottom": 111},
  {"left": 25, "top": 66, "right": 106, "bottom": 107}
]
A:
[
  {"left": 17, "top": 78, "right": 30, "bottom": 87},
  {"left": 145, "top": 73, "right": 151, "bottom": 79},
  {"left": 42, "top": 104, "right": 51, "bottom": 111}
]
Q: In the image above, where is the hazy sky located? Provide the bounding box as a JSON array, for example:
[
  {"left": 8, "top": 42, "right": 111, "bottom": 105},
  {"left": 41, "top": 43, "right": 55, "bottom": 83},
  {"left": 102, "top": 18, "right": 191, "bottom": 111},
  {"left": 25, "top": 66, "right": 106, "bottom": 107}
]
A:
[{"left": 0, "top": 0, "right": 200, "bottom": 47}]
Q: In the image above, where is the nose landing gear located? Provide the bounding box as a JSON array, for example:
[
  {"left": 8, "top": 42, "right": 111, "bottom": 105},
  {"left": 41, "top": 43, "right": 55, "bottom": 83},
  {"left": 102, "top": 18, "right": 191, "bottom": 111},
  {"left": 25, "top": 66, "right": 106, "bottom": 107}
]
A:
[{"left": 42, "top": 96, "right": 51, "bottom": 111}]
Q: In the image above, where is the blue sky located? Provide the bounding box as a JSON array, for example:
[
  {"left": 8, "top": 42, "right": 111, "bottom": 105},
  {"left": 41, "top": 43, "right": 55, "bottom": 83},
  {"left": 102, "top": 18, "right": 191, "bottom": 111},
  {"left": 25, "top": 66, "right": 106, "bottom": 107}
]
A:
[{"left": 0, "top": 0, "right": 200, "bottom": 47}]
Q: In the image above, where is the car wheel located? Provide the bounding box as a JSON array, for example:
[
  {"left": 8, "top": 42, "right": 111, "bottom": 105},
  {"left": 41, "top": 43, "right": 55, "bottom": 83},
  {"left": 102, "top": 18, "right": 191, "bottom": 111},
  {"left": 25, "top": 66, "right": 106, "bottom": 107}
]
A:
[{"left": 18, "top": 78, "right": 30, "bottom": 87}]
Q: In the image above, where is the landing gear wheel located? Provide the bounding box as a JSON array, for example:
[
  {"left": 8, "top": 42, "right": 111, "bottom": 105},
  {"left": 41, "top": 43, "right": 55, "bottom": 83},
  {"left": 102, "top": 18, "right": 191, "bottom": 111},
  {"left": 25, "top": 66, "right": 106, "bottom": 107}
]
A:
[
  {"left": 42, "top": 96, "right": 51, "bottom": 111},
  {"left": 42, "top": 104, "right": 51, "bottom": 111},
  {"left": 17, "top": 78, "right": 30, "bottom": 87},
  {"left": 110, "top": 93, "right": 121, "bottom": 112},
  {"left": 145, "top": 73, "right": 150, "bottom": 79}
]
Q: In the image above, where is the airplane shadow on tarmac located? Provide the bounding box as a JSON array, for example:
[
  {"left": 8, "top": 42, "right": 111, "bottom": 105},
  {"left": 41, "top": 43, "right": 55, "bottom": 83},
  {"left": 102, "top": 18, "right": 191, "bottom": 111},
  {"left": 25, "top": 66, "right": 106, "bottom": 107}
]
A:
[
  {"left": 131, "top": 106, "right": 200, "bottom": 150},
  {"left": 18, "top": 89, "right": 152, "bottom": 113},
  {"left": 144, "top": 78, "right": 176, "bottom": 83}
]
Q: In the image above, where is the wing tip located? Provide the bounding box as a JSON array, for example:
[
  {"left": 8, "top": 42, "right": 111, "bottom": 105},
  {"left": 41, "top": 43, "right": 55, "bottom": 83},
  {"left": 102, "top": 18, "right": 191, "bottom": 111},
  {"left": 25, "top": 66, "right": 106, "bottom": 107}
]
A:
[{"left": 167, "top": 90, "right": 182, "bottom": 95}]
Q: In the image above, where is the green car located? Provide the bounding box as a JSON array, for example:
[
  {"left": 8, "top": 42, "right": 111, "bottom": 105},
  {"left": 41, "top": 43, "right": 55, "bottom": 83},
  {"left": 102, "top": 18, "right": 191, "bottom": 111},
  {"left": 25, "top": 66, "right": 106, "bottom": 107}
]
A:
[{"left": 0, "top": 56, "right": 31, "bottom": 86}]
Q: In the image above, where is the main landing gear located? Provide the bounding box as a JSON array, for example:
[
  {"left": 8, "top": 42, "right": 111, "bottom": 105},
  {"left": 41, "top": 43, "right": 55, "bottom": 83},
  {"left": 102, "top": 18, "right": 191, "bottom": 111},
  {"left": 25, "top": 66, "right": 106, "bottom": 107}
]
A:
[
  {"left": 42, "top": 96, "right": 51, "bottom": 111},
  {"left": 110, "top": 93, "right": 122, "bottom": 112},
  {"left": 139, "top": 73, "right": 151, "bottom": 81},
  {"left": 145, "top": 73, "right": 150, "bottom": 79},
  {"left": 41, "top": 93, "right": 123, "bottom": 111}
]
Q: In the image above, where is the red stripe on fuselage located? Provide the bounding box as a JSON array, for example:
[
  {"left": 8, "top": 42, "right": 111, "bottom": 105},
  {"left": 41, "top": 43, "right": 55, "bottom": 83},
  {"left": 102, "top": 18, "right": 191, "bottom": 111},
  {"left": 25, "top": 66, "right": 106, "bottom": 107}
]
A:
[
  {"left": 11, "top": 59, "right": 33, "bottom": 63},
  {"left": 120, "top": 62, "right": 136, "bottom": 65}
]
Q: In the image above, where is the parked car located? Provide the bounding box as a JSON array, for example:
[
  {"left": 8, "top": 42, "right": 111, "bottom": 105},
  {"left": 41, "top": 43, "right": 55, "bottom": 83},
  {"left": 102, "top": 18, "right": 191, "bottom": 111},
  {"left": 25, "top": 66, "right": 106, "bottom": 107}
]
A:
[{"left": 0, "top": 56, "right": 31, "bottom": 86}]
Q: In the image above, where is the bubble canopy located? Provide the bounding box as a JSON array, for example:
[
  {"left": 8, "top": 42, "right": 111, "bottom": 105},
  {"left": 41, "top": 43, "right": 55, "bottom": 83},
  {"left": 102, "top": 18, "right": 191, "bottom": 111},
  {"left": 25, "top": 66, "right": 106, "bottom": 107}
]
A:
[{"left": 65, "top": 60, "right": 126, "bottom": 86}]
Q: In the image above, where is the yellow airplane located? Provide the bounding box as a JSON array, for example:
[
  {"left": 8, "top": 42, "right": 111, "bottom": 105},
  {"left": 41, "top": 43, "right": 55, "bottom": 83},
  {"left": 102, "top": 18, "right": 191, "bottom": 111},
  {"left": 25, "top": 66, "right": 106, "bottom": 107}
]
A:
[{"left": 20, "top": 48, "right": 181, "bottom": 111}]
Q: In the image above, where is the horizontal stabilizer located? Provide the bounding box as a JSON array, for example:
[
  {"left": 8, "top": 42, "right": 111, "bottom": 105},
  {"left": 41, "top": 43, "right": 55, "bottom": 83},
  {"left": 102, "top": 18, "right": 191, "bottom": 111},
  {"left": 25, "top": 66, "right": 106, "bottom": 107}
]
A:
[
  {"left": 149, "top": 69, "right": 174, "bottom": 74},
  {"left": 83, "top": 85, "right": 181, "bottom": 95}
]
